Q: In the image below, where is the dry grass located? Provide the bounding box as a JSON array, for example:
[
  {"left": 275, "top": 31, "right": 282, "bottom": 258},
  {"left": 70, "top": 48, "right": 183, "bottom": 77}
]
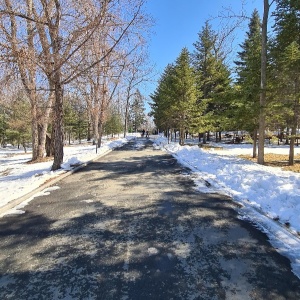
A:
[
  {"left": 0, "top": 168, "right": 13, "bottom": 176},
  {"left": 239, "top": 153, "right": 300, "bottom": 173}
]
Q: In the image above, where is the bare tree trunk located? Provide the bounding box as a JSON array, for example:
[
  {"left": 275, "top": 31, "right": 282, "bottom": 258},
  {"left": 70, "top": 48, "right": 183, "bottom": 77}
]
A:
[
  {"left": 51, "top": 81, "right": 64, "bottom": 171},
  {"left": 289, "top": 126, "right": 296, "bottom": 165},
  {"left": 30, "top": 100, "right": 39, "bottom": 161},
  {"left": 97, "top": 108, "right": 104, "bottom": 148},
  {"left": 203, "top": 132, "right": 207, "bottom": 144},
  {"left": 257, "top": 0, "right": 270, "bottom": 165},
  {"left": 124, "top": 87, "right": 131, "bottom": 138},
  {"left": 179, "top": 128, "right": 185, "bottom": 146},
  {"left": 37, "top": 123, "right": 46, "bottom": 158},
  {"left": 252, "top": 128, "right": 258, "bottom": 158},
  {"left": 93, "top": 111, "right": 99, "bottom": 145},
  {"left": 289, "top": 79, "right": 299, "bottom": 166},
  {"left": 124, "top": 106, "right": 128, "bottom": 138},
  {"left": 37, "top": 95, "right": 53, "bottom": 158}
]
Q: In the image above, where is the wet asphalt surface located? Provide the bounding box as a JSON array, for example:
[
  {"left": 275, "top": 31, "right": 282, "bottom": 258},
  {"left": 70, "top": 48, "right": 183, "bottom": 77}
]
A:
[{"left": 0, "top": 138, "right": 300, "bottom": 299}]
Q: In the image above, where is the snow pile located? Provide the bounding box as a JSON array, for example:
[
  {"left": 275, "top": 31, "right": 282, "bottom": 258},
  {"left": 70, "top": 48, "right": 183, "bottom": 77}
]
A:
[
  {"left": 0, "top": 136, "right": 134, "bottom": 209},
  {"left": 155, "top": 137, "right": 300, "bottom": 234}
]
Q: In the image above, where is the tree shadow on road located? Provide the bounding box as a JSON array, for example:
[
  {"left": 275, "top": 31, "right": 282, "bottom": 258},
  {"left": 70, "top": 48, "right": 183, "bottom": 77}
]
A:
[{"left": 1, "top": 141, "right": 300, "bottom": 299}]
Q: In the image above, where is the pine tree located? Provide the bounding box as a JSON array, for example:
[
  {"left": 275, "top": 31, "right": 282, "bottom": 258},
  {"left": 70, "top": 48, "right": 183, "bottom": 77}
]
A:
[
  {"left": 273, "top": 0, "right": 300, "bottom": 165},
  {"left": 234, "top": 9, "right": 262, "bottom": 157},
  {"left": 0, "top": 105, "right": 9, "bottom": 147},
  {"left": 7, "top": 95, "right": 31, "bottom": 151},
  {"left": 150, "top": 49, "right": 198, "bottom": 144},
  {"left": 150, "top": 63, "right": 177, "bottom": 135},
  {"left": 104, "top": 108, "right": 123, "bottom": 137},
  {"left": 171, "top": 48, "right": 198, "bottom": 145},
  {"left": 273, "top": 0, "right": 300, "bottom": 50},
  {"left": 128, "top": 89, "right": 145, "bottom": 132},
  {"left": 193, "top": 21, "right": 231, "bottom": 142}
]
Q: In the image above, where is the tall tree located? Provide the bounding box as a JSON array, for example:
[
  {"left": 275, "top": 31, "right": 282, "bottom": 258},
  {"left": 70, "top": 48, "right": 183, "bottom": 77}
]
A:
[
  {"left": 150, "top": 48, "right": 198, "bottom": 145},
  {"left": 150, "top": 63, "right": 177, "bottom": 135},
  {"left": 128, "top": 89, "right": 145, "bottom": 132},
  {"left": 169, "top": 47, "right": 198, "bottom": 145},
  {"left": 192, "top": 21, "right": 231, "bottom": 142},
  {"left": 234, "top": 9, "right": 262, "bottom": 157},
  {"left": 257, "top": 0, "right": 274, "bottom": 165},
  {"left": 273, "top": 0, "right": 300, "bottom": 165}
]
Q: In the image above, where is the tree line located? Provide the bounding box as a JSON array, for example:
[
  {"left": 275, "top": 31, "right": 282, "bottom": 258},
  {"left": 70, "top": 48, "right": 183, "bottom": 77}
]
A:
[
  {"left": 0, "top": 0, "right": 151, "bottom": 170},
  {"left": 150, "top": 0, "right": 300, "bottom": 166}
]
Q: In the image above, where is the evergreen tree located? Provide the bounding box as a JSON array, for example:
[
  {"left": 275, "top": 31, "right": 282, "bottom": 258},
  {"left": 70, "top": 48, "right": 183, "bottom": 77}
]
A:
[
  {"left": 63, "top": 101, "right": 77, "bottom": 144},
  {"left": 234, "top": 9, "right": 262, "bottom": 157},
  {"left": 63, "top": 95, "right": 89, "bottom": 144},
  {"left": 273, "top": 0, "right": 300, "bottom": 165},
  {"left": 171, "top": 47, "right": 198, "bottom": 145},
  {"left": 0, "top": 105, "right": 9, "bottom": 147},
  {"left": 150, "top": 63, "right": 177, "bottom": 135},
  {"left": 128, "top": 89, "right": 145, "bottom": 132},
  {"left": 273, "top": 0, "right": 300, "bottom": 50},
  {"left": 150, "top": 49, "right": 198, "bottom": 144},
  {"left": 104, "top": 108, "right": 123, "bottom": 137},
  {"left": 7, "top": 95, "right": 31, "bottom": 151},
  {"left": 193, "top": 21, "right": 231, "bottom": 142}
]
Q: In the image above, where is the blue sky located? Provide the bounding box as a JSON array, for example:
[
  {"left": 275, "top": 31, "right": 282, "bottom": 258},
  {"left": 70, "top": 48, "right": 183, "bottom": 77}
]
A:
[{"left": 142, "top": 0, "right": 265, "bottom": 102}]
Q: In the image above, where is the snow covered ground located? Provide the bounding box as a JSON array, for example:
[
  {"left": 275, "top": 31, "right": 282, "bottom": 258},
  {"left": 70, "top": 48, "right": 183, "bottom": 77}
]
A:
[
  {"left": 153, "top": 135, "right": 300, "bottom": 279},
  {"left": 0, "top": 136, "right": 133, "bottom": 212},
  {"left": 1, "top": 134, "right": 300, "bottom": 278}
]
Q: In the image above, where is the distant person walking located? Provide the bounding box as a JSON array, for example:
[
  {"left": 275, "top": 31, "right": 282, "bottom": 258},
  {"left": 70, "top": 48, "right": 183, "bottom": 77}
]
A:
[{"left": 141, "top": 129, "right": 145, "bottom": 137}]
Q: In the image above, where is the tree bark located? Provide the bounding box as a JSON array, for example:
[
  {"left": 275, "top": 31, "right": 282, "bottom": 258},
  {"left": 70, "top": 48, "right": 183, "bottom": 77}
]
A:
[
  {"left": 97, "top": 107, "right": 104, "bottom": 148},
  {"left": 51, "top": 81, "right": 64, "bottom": 171},
  {"left": 30, "top": 100, "right": 39, "bottom": 161},
  {"left": 37, "top": 93, "right": 54, "bottom": 158},
  {"left": 124, "top": 86, "right": 131, "bottom": 138},
  {"left": 252, "top": 128, "right": 258, "bottom": 158},
  {"left": 289, "top": 79, "right": 299, "bottom": 166},
  {"left": 179, "top": 128, "right": 185, "bottom": 146},
  {"left": 257, "top": 0, "right": 270, "bottom": 165}
]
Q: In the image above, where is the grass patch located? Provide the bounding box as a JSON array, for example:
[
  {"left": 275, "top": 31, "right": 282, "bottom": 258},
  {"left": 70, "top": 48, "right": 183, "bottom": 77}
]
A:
[{"left": 239, "top": 153, "right": 300, "bottom": 172}]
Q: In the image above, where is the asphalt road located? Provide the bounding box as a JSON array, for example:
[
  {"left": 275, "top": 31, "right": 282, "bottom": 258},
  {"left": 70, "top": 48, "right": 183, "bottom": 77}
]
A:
[{"left": 1, "top": 138, "right": 300, "bottom": 300}]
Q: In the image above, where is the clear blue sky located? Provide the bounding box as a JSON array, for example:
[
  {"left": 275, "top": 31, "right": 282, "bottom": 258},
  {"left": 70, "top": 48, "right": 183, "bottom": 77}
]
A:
[{"left": 142, "top": 0, "right": 265, "bottom": 102}]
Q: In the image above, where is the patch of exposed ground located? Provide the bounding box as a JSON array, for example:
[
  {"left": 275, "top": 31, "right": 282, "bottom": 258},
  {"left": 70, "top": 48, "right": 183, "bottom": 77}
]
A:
[
  {"left": 239, "top": 153, "right": 300, "bottom": 172},
  {"left": 0, "top": 168, "right": 13, "bottom": 176}
]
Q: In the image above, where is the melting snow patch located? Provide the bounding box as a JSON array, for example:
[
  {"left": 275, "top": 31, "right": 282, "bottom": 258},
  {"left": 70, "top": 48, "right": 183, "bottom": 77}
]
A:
[
  {"left": 44, "top": 186, "right": 60, "bottom": 192},
  {"left": 81, "top": 199, "right": 94, "bottom": 203},
  {"left": 173, "top": 242, "right": 191, "bottom": 258},
  {"left": 147, "top": 247, "right": 159, "bottom": 255}
]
